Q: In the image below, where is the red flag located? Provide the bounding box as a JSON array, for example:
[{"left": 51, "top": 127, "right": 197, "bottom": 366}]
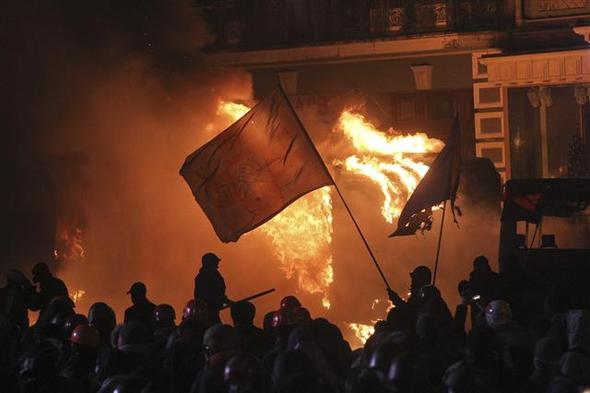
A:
[
  {"left": 180, "top": 87, "right": 333, "bottom": 242},
  {"left": 390, "top": 117, "right": 461, "bottom": 237}
]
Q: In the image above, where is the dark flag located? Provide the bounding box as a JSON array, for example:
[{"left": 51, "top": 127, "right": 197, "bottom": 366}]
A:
[
  {"left": 180, "top": 87, "right": 333, "bottom": 242},
  {"left": 390, "top": 118, "right": 461, "bottom": 237}
]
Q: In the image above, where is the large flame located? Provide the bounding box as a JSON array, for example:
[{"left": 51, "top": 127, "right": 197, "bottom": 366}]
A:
[
  {"left": 213, "top": 102, "right": 443, "bottom": 315},
  {"left": 216, "top": 100, "right": 334, "bottom": 308},
  {"left": 258, "top": 187, "right": 333, "bottom": 309},
  {"left": 336, "top": 110, "right": 443, "bottom": 223}
]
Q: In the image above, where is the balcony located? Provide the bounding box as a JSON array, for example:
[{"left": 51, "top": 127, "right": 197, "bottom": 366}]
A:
[{"left": 200, "top": 0, "right": 507, "bottom": 51}]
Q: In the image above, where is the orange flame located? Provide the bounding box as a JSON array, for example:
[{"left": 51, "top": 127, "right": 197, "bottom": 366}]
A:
[
  {"left": 214, "top": 102, "right": 443, "bottom": 314},
  {"left": 258, "top": 187, "right": 333, "bottom": 309},
  {"left": 54, "top": 226, "right": 85, "bottom": 261},
  {"left": 70, "top": 289, "right": 86, "bottom": 305},
  {"left": 216, "top": 101, "right": 334, "bottom": 308},
  {"left": 348, "top": 321, "right": 376, "bottom": 345},
  {"left": 335, "top": 110, "right": 443, "bottom": 223}
]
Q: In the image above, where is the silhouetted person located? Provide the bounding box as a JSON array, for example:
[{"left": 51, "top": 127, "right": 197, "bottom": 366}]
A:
[
  {"left": 1, "top": 269, "right": 33, "bottom": 332},
  {"left": 230, "top": 301, "right": 269, "bottom": 357},
  {"left": 387, "top": 265, "right": 432, "bottom": 310},
  {"left": 194, "top": 253, "right": 230, "bottom": 325},
  {"left": 123, "top": 282, "right": 156, "bottom": 331},
  {"left": 88, "top": 302, "right": 116, "bottom": 347},
  {"left": 28, "top": 262, "right": 69, "bottom": 318},
  {"left": 469, "top": 256, "right": 499, "bottom": 305}
]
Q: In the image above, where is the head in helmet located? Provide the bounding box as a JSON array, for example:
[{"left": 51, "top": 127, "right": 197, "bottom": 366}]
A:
[
  {"left": 63, "top": 313, "right": 89, "bottom": 337},
  {"left": 203, "top": 324, "right": 239, "bottom": 358},
  {"left": 224, "top": 354, "right": 261, "bottom": 393},
  {"left": 271, "top": 309, "right": 296, "bottom": 329},
  {"left": 183, "top": 299, "right": 209, "bottom": 324},
  {"left": 263, "top": 311, "right": 275, "bottom": 334},
  {"left": 292, "top": 307, "right": 311, "bottom": 325},
  {"left": 70, "top": 324, "right": 100, "bottom": 348},
  {"left": 485, "top": 300, "right": 512, "bottom": 327},
  {"left": 230, "top": 301, "right": 255, "bottom": 327},
  {"left": 202, "top": 252, "right": 221, "bottom": 269},
  {"left": 153, "top": 304, "right": 176, "bottom": 330},
  {"left": 410, "top": 266, "right": 432, "bottom": 295},
  {"left": 127, "top": 282, "right": 147, "bottom": 305},
  {"left": 280, "top": 296, "right": 301, "bottom": 311},
  {"left": 88, "top": 302, "right": 116, "bottom": 343},
  {"left": 31, "top": 262, "right": 52, "bottom": 284},
  {"left": 46, "top": 297, "right": 75, "bottom": 328}
]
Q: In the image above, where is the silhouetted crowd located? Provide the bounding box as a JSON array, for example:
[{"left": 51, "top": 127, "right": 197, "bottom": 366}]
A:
[{"left": 1, "top": 253, "right": 590, "bottom": 393}]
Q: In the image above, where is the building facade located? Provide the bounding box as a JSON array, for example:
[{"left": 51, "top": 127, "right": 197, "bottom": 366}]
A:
[{"left": 201, "top": 0, "right": 590, "bottom": 183}]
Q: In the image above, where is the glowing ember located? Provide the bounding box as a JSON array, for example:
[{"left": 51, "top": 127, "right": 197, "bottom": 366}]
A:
[
  {"left": 54, "top": 226, "right": 85, "bottom": 261},
  {"left": 216, "top": 101, "right": 334, "bottom": 308},
  {"left": 335, "top": 110, "right": 443, "bottom": 223},
  {"left": 349, "top": 321, "right": 377, "bottom": 344},
  {"left": 70, "top": 289, "right": 86, "bottom": 305}
]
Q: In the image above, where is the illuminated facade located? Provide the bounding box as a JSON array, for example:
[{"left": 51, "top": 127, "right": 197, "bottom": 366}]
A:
[{"left": 202, "top": 0, "right": 590, "bottom": 182}]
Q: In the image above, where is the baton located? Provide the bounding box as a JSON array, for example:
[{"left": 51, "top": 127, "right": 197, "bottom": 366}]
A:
[{"left": 221, "top": 288, "right": 275, "bottom": 310}]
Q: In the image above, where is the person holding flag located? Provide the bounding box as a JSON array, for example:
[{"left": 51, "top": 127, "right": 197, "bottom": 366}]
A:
[{"left": 181, "top": 84, "right": 394, "bottom": 295}]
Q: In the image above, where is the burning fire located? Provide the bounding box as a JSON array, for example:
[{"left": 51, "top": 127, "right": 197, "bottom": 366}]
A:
[
  {"left": 70, "top": 289, "right": 86, "bottom": 305},
  {"left": 217, "top": 101, "right": 250, "bottom": 121},
  {"left": 216, "top": 100, "right": 334, "bottom": 308},
  {"left": 349, "top": 321, "right": 377, "bottom": 344},
  {"left": 54, "top": 226, "right": 85, "bottom": 261},
  {"left": 336, "top": 110, "right": 443, "bottom": 223},
  {"left": 258, "top": 187, "right": 334, "bottom": 309},
  {"left": 213, "top": 102, "right": 442, "bottom": 315}
]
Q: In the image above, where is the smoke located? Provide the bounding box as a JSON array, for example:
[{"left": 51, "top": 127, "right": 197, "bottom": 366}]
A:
[
  {"left": 0, "top": 1, "right": 506, "bottom": 343},
  {"left": 0, "top": 1, "right": 277, "bottom": 321}
]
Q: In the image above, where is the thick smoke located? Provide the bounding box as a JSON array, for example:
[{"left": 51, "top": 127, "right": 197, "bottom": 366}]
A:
[
  {"left": 1, "top": 1, "right": 503, "bottom": 345},
  {"left": 0, "top": 1, "right": 279, "bottom": 321}
]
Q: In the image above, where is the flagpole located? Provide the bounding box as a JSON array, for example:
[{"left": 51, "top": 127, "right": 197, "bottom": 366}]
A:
[
  {"left": 432, "top": 200, "right": 447, "bottom": 285},
  {"left": 278, "top": 84, "right": 392, "bottom": 290}
]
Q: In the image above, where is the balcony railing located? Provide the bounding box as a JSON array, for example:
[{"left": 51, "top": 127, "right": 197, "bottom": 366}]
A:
[{"left": 200, "top": 0, "right": 507, "bottom": 51}]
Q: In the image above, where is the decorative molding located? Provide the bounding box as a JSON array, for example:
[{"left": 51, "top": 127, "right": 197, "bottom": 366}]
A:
[
  {"left": 472, "top": 49, "right": 502, "bottom": 80},
  {"left": 474, "top": 83, "right": 505, "bottom": 109},
  {"left": 476, "top": 141, "right": 506, "bottom": 168},
  {"left": 475, "top": 111, "right": 506, "bottom": 139},
  {"left": 481, "top": 49, "right": 590, "bottom": 86},
  {"left": 411, "top": 64, "right": 433, "bottom": 90},
  {"left": 523, "top": 0, "right": 590, "bottom": 20},
  {"left": 210, "top": 32, "right": 504, "bottom": 68}
]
